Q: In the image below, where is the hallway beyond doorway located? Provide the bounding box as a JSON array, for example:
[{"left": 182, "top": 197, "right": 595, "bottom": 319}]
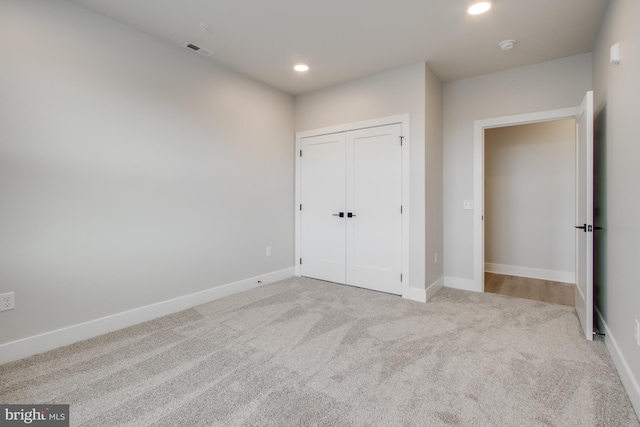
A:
[{"left": 485, "top": 272, "right": 574, "bottom": 306}]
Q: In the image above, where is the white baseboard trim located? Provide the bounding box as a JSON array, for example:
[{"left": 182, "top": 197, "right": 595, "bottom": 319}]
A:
[
  {"left": 425, "top": 277, "right": 445, "bottom": 302},
  {"left": 595, "top": 307, "right": 640, "bottom": 418},
  {"left": 0, "top": 267, "right": 295, "bottom": 366},
  {"left": 407, "top": 286, "right": 427, "bottom": 303},
  {"left": 444, "top": 276, "right": 480, "bottom": 292},
  {"left": 485, "top": 263, "right": 575, "bottom": 284}
]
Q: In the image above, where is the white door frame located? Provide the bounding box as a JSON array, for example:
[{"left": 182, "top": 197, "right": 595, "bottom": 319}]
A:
[
  {"left": 473, "top": 107, "right": 579, "bottom": 292},
  {"left": 295, "top": 114, "right": 411, "bottom": 299}
]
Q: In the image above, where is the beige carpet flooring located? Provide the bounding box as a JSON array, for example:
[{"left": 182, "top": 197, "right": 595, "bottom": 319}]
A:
[{"left": 1, "top": 277, "right": 638, "bottom": 426}]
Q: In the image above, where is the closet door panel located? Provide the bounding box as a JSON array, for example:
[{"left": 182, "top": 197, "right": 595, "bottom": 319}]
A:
[
  {"left": 346, "top": 124, "right": 402, "bottom": 294},
  {"left": 300, "top": 133, "right": 346, "bottom": 284}
]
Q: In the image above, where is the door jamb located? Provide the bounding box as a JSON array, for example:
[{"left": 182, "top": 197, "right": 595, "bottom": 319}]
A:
[
  {"left": 473, "top": 107, "right": 579, "bottom": 292},
  {"left": 295, "top": 114, "right": 411, "bottom": 299}
]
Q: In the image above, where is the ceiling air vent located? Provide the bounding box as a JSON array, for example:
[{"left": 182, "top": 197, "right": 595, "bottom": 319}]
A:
[{"left": 183, "top": 42, "right": 214, "bottom": 57}]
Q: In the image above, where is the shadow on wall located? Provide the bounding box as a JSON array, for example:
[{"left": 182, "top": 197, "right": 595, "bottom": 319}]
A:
[{"left": 593, "top": 105, "right": 607, "bottom": 318}]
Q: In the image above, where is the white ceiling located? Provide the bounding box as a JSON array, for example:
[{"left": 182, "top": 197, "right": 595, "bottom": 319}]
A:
[{"left": 68, "top": 0, "right": 609, "bottom": 95}]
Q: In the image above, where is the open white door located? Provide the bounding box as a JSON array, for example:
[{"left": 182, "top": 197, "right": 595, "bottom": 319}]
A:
[{"left": 575, "top": 91, "right": 594, "bottom": 341}]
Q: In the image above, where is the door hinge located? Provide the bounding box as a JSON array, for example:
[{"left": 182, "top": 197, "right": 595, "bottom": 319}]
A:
[
  {"left": 300, "top": 204, "right": 302, "bottom": 211},
  {"left": 299, "top": 258, "right": 302, "bottom": 265},
  {"left": 400, "top": 274, "right": 403, "bottom": 282},
  {"left": 400, "top": 205, "right": 403, "bottom": 214},
  {"left": 299, "top": 150, "right": 302, "bottom": 157},
  {"left": 400, "top": 136, "right": 404, "bottom": 146}
]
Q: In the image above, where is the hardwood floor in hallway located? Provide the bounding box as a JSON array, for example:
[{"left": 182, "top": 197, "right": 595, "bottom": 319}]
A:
[{"left": 485, "top": 272, "right": 575, "bottom": 306}]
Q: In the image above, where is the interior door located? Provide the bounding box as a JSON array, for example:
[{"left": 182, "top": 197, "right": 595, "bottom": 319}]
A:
[
  {"left": 346, "top": 124, "right": 403, "bottom": 294},
  {"left": 575, "top": 91, "right": 594, "bottom": 341},
  {"left": 300, "top": 133, "right": 346, "bottom": 284}
]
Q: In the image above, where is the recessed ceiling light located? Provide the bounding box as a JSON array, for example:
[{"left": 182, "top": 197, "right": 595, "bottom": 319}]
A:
[
  {"left": 467, "top": 1, "right": 492, "bottom": 15},
  {"left": 294, "top": 64, "right": 309, "bottom": 72}
]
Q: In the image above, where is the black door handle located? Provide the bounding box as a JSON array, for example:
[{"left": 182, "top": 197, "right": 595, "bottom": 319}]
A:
[
  {"left": 575, "top": 224, "right": 587, "bottom": 231},
  {"left": 347, "top": 212, "right": 356, "bottom": 218},
  {"left": 594, "top": 226, "right": 603, "bottom": 231},
  {"left": 332, "top": 212, "right": 344, "bottom": 218}
]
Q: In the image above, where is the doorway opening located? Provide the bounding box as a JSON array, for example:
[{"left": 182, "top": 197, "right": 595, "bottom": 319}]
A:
[
  {"left": 483, "top": 120, "right": 576, "bottom": 306},
  {"left": 473, "top": 106, "right": 580, "bottom": 295},
  {"left": 474, "top": 93, "right": 594, "bottom": 340}
]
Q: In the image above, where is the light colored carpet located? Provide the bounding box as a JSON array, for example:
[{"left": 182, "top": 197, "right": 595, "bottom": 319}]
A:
[{"left": 1, "top": 277, "right": 638, "bottom": 426}]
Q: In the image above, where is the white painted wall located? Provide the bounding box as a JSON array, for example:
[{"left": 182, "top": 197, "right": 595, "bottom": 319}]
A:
[
  {"left": 443, "top": 54, "right": 592, "bottom": 286},
  {"left": 592, "top": 0, "right": 640, "bottom": 414},
  {"left": 0, "top": 0, "right": 295, "bottom": 345},
  {"left": 484, "top": 120, "right": 575, "bottom": 280},
  {"left": 296, "top": 63, "right": 444, "bottom": 294}
]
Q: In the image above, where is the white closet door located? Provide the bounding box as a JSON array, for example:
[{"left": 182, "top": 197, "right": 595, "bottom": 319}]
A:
[
  {"left": 346, "top": 124, "right": 403, "bottom": 294},
  {"left": 300, "top": 133, "right": 347, "bottom": 284}
]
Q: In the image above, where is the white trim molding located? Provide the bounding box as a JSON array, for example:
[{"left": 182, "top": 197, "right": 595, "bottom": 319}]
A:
[
  {"left": 473, "top": 107, "right": 580, "bottom": 293},
  {"left": 444, "top": 276, "right": 477, "bottom": 292},
  {"left": 425, "top": 277, "right": 445, "bottom": 301},
  {"left": 595, "top": 308, "right": 640, "bottom": 417},
  {"left": 485, "top": 263, "right": 575, "bottom": 284},
  {"left": 408, "top": 287, "right": 427, "bottom": 303},
  {"left": 408, "top": 277, "right": 444, "bottom": 304},
  {"left": 0, "top": 268, "right": 294, "bottom": 365},
  {"left": 295, "top": 114, "right": 411, "bottom": 299}
]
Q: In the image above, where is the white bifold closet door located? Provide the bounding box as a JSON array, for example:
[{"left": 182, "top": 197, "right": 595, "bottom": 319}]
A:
[{"left": 300, "top": 123, "right": 402, "bottom": 295}]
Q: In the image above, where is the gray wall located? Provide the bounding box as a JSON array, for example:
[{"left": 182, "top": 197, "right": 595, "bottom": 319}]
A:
[
  {"left": 443, "top": 53, "right": 592, "bottom": 284},
  {"left": 484, "top": 120, "right": 575, "bottom": 278},
  {"left": 425, "top": 66, "right": 444, "bottom": 287},
  {"left": 592, "top": 0, "right": 640, "bottom": 412},
  {"left": 296, "top": 63, "right": 444, "bottom": 291},
  {"left": 0, "top": 0, "right": 295, "bottom": 344}
]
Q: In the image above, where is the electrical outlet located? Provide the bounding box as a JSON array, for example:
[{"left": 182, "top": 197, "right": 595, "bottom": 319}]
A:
[
  {"left": 0, "top": 292, "right": 15, "bottom": 312},
  {"left": 266, "top": 247, "right": 272, "bottom": 257},
  {"left": 635, "top": 319, "right": 640, "bottom": 347}
]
